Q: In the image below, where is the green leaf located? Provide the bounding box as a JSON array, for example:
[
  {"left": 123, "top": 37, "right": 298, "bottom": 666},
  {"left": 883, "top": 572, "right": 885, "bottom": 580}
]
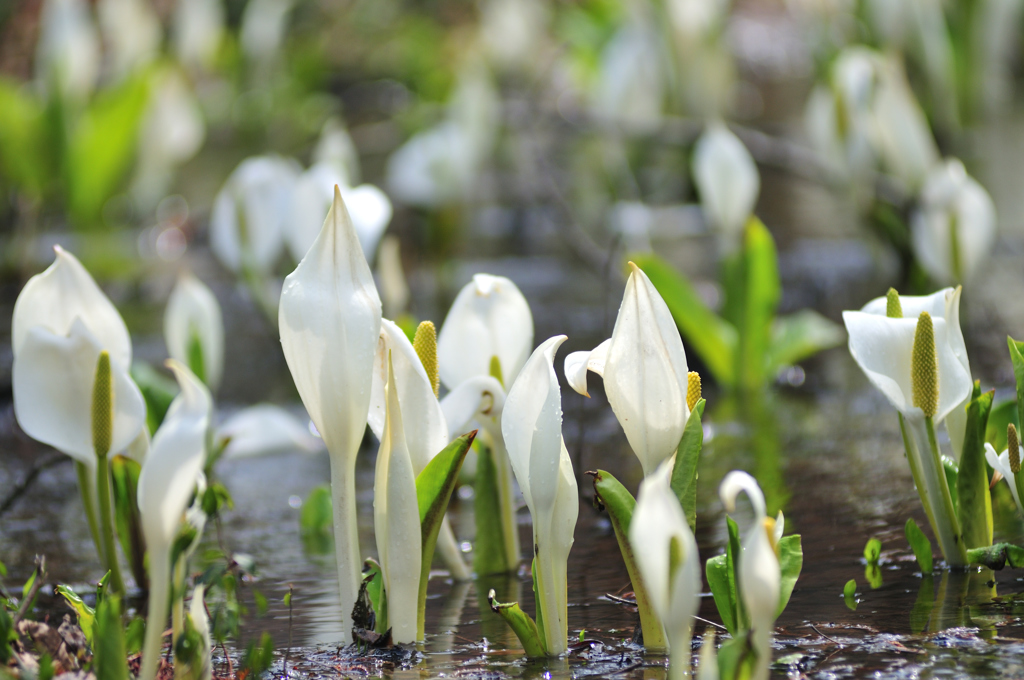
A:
[
  {"left": 957, "top": 388, "right": 994, "bottom": 549},
  {"left": 910, "top": 574, "right": 935, "bottom": 634},
  {"left": 843, "top": 579, "right": 857, "bottom": 611},
  {"left": 985, "top": 399, "right": 1019, "bottom": 451},
  {"left": 707, "top": 516, "right": 745, "bottom": 635},
  {"left": 37, "top": 654, "right": 55, "bottom": 680},
  {"left": 487, "top": 589, "right": 546, "bottom": 658},
  {"left": 670, "top": 400, "right": 704, "bottom": 534},
  {"left": 0, "top": 604, "right": 13, "bottom": 663},
  {"left": 57, "top": 585, "right": 96, "bottom": 643},
  {"left": 93, "top": 595, "right": 128, "bottom": 680},
  {"left": 360, "top": 559, "right": 386, "bottom": 634},
  {"left": 110, "top": 455, "right": 147, "bottom": 592},
  {"left": 591, "top": 470, "right": 666, "bottom": 652},
  {"left": 905, "top": 518, "right": 934, "bottom": 574},
  {"left": 299, "top": 485, "right": 333, "bottom": 555},
  {"left": 776, "top": 534, "right": 802, "bottom": 618},
  {"left": 630, "top": 252, "right": 737, "bottom": 386},
  {"left": 125, "top": 616, "right": 145, "bottom": 655},
  {"left": 131, "top": 362, "right": 179, "bottom": 435},
  {"left": 241, "top": 632, "right": 274, "bottom": 679},
  {"left": 253, "top": 589, "right": 268, "bottom": 617},
  {"left": 863, "top": 538, "right": 882, "bottom": 564},
  {"left": 865, "top": 563, "right": 883, "bottom": 589},
  {"left": 415, "top": 431, "right": 475, "bottom": 639},
  {"left": 1009, "top": 337, "right": 1024, "bottom": 438},
  {"left": 767, "top": 309, "right": 845, "bottom": 375},
  {"left": 66, "top": 73, "right": 151, "bottom": 227},
  {"left": 187, "top": 328, "right": 207, "bottom": 387},
  {"left": 473, "top": 442, "right": 509, "bottom": 576},
  {"left": 716, "top": 631, "right": 757, "bottom": 680},
  {"left": 734, "top": 218, "right": 782, "bottom": 392},
  {"left": 966, "top": 543, "right": 1024, "bottom": 569},
  {"left": 0, "top": 78, "right": 49, "bottom": 198}
]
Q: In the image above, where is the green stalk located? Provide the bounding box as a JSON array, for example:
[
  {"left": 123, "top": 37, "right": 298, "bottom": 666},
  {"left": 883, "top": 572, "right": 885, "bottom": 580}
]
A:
[
  {"left": 96, "top": 453, "right": 126, "bottom": 596},
  {"left": 905, "top": 415, "right": 968, "bottom": 567},
  {"left": 667, "top": 629, "right": 692, "bottom": 680},
  {"left": 491, "top": 437, "right": 521, "bottom": 572},
  {"left": 139, "top": 547, "right": 170, "bottom": 680},
  {"left": 171, "top": 558, "right": 186, "bottom": 645},
  {"left": 75, "top": 461, "right": 103, "bottom": 564}
]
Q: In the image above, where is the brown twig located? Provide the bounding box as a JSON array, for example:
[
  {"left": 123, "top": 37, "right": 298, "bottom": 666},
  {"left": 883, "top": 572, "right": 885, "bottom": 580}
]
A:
[
  {"left": 0, "top": 454, "right": 68, "bottom": 515},
  {"left": 13, "top": 555, "right": 47, "bottom": 626}
]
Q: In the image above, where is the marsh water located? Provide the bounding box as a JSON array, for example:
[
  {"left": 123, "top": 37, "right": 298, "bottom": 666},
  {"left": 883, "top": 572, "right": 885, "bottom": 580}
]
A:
[{"left": 3, "top": 114, "right": 1024, "bottom": 678}]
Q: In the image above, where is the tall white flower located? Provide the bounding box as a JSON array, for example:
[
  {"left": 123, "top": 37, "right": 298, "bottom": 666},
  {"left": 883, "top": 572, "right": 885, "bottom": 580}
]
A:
[
  {"left": 692, "top": 122, "right": 760, "bottom": 249},
  {"left": 137, "top": 362, "right": 212, "bottom": 680},
  {"left": 373, "top": 355, "right": 423, "bottom": 643},
  {"left": 720, "top": 471, "right": 780, "bottom": 680},
  {"left": 35, "top": 0, "right": 100, "bottom": 100},
  {"left": 565, "top": 263, "right": 689, "bottom": 476},
  {"left": 173, "top": 0, "right": 225, "bottom": 69},
  {"left": 592, "top": 22, "right": 665, "bottom": 133},
  {"left": 164, "top": 273, "right": 224, "bottom": 391},
  {"left": 240, "top": 0, "right": 295, "bottom": 63},
  {"left": 286, "top": 164, "right": 393, "bottom": 263},
  {"left": 210, "top": 156, "right": 299, "bottom": 274},
  {"left": 502, "top": 335, "right": 578, "bottom": 656},
  {"left": 437, "top": 274, "right": 534, "bottom": 390},
  {"left": 629, "top": 460, "right": 701, "bottom": 680},
  {"left": 279, "top": 187, "right": 382, "bottom": 641},
  {"left": 870, "top": 60, "right": 938, "bottom": 190},
  {"left": 97, "top": 0, "right": 161, "bottom": 78},
  {"left": 911, "top": 159, "right": 997, "bottom": 285}
]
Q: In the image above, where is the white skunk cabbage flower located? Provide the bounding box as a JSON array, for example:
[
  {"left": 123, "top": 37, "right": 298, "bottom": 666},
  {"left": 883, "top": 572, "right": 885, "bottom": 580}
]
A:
[
  {"left": 313, "top": 119, "right": 361, "bottom": 186},
  {"left": 12, "top": 246, "right": 144, "bottom": 464},
  {"left": 35, "top": 0, "right": 100, "bottom": 100},
  {"left": 240, "top": 0, "right": 294, "bottom": 63},
  {"left": 843, "top": 287, "right": 971, "bottom": 425},
  {"left": 97, "top": 0, "right": 160, "bottom": 78},
  {"left": 279, "top": 187, "right": 382, "bottom": 641},
  {"left": 377, "top": 236, "right": 409, "bottom": 320},
  {"left": 181, "top": 584, "right": 213, "bottom": 680},
  {"left": 986, "top": 436, "right": 1024, "bottom": 515},
  {"left": 502, "top": 335, "right": 578, "bottom": 656},
  {"left": 565, "top": 263, "right": 689, "bottom": 476},
  {"left": 373, "top": 354, "right": 423, "bottom": 643},
  {"left": 692, "top": 123, "right": 760, "bottom": 249},
  {"left": 287, "top": 163, "right": 393, "bottom": 263},
  {"left": 630, "top": 460, "right": 701, "bottom": 680},
  {"left": 210, "top": 156, "right": 299, "bottom": 274},
  {"left": 173, "top": 0, "right": 225, "bottom": 69},
  {"left": 437, "top": 274, "right": 534, "bottom": 390},
  {"left": 164, "top": 273, "right": 224, "bottom": 391},
  {"left": 215, "top": 404, "right": 324, "bottom": 459},
  {"left": 870, "top": 61, "right": 938, "bottom": 191},
  {"left": 720, "top": 471, "right": 780, "bottom": 680},
  {"left": 480, "top": 0, "right": 550, "bottom": 70},
  {"left": 592, "top": 22, "right": 665, "bottom": 134},
  {"left": 137, "top": 362, "right": 211, "bottom": 680},
  {"left": 911, "top": 159, "right": 997, "bottom": 285}
]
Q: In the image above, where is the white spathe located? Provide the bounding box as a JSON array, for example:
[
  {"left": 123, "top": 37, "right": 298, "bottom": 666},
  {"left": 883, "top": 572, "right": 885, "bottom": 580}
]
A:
[
  {"left": 502, "top": 335, "right": 578, "bottom": 655},
  {"left": 97, "top": 0, "right": 161, "bottom": 78},
  {"left": 279, "top": 186, "right": 382, "bottom": 642},
  {"left": 565, "top": 264, "right": 689, "bottom": 476},
  {"left": 692, "top": 122, "right": 760, "bottom": 248},
  {"left": 437, "top": 274, "right": 534, "bottom": 390},
  {"left": 870, "top": 61, "right": 939, "bottom": 190},
  {"left": 35, "top": 0, "right": 100, "bottom": 99},
  {"left": 173, "top": 0, "right": 225, "bottom": 68},
  {"left": 12, "top": 245, "right": 132, "bottom": 368},
  {"left": 629, "top": 460, "right": 701, "bottom": 679},
  {"left": 313, "top": 119, "right": 361, "bottom": 186},
  {"left": 210, "top": 155, "right": 299, "bottom": 274},
  {"left": 286, "top": 164, "right": 393, "bottom": 263},
  {"left": 216, "top": 404, "right": 324, "bottom": 459},
  {"left": 985, "top": 443, "right": 1024, "bottom": 515},
  {"left": 911, "top": 159, "right": 997, "bottom": 285},
  {"left": 720, "top": 471, "right": 780, "bottom": 680},
  {"left": 373, "top": 356, "right": 423, "bottom": 643},
  {"left": 592, "top": 22, "right": 665, "bottom": 134},
  {"left": 843, "top": 287, "right": 972, "bottom": 424},
  {"left": 164, "top": 273, "right": 225, "bottom": 391},
  {"left": 13, "top": 320, "right": 146, "bottom": 466}
]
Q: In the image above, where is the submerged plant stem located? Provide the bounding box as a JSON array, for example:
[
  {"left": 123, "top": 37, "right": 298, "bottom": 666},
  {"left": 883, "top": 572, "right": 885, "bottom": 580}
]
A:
[{"left": 96, "top": 453, "right": 126, "bottom": 595}]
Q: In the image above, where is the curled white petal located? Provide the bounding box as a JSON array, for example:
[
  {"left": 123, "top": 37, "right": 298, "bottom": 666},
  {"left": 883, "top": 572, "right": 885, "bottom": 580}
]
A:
[
  {"left": 217, "top": 404, "right": 324, "bottom": 459},
  {"left": 563, "top": 339, "right": 610, "bottom": 397},
  {"left": 440, "top": 375, "right": 505, "bottom": 441}
]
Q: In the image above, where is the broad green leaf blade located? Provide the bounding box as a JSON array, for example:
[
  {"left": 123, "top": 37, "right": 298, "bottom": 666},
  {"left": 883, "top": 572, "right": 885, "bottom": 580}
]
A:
[
  {"left": 487, "top": 589, "right": 546, "bottom": 658},
  {"left": 66, "top": 73, "right": 150, "bottom": 227},
  {"left": 670, "top": 400, "right": 704, "bottom": 534},
  {"left": 776, "top": 534, "right": 802, "bottom": 618},
  {"left": 905, "top": 518, "right": 934, "bottom": 574},
  {"left": 716, "top": 630, "right": 756, "bottom": 680},
  {"left": 630, "top": 253, "right": 737, "bottom": 386},
  {"left": 110, "top": 455, "right": 147, "bottom": 592},
  {"left": 299, "top": 485, "right": 333, "bottom": 555},
  {"left": 361, "top": 558, "right": 387, "bottom": 635},
  {"left": 767, "top": 309, "right": 845, "bottom": 375},
  {"left": 843, "top": 579, "right": 857, "bottom": 611},
  {"left": 56, "top": 585, "right": 95, "bottom": 644},
  {"left": 737, "top": 218, "right": 781, "bottom": 392},
  {"left": 94, "top": 595, "right": 128, "bottom": 680},
  {"left": 416, "top": 431, "right": 475, "bottom": 639},
  {"left": 591, "top": 470, "right": 666, "bottom": 652},
  {"left": 131, "top": 362, "right": 179, "bottom": 435},
  {"left": 705, "top": 555, "right": 736, "bottom": 635},
  {"left": 957, "top": 389, "right": 994, "bottom": 549},
  {"left": 985, "top": 399, "right": 1018, "bottom": 452},
  {"left": 474, "top": 443, "right": 509, "bottom": 576},
  {"left": 0, "top": 78, "right": 49, "bottom": 198},
  {"left": 863, "top": 538, "right": 882, "bottom": 564},
  {"left": 1009, "top": 337, "right": 1024, "bottom": 438}
]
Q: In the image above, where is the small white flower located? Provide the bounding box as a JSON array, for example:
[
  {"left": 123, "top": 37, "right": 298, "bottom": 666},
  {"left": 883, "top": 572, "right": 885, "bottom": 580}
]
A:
[{"left": 164, "top": 273, "right": 224, "bottom": 391}]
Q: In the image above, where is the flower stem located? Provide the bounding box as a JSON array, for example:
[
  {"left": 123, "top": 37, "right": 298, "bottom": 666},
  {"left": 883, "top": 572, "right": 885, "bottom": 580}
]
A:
[
  {"left": 140, "top": 547, "right": 170, "bottom": 680},
  {"left": 330, "top": 456, "right": 361, "bottom": 644},
  {"left": 75, "top": 461, "right": 103, "bottom": 565},
  {"left": 95, "top": 452, "right": 126, "bottom": 595},
  {"left": 491, "top": 436, "right": 522, "bottom": 573},
  {"left": 667, "top": 629, "right": 693, "bottom": 680}
]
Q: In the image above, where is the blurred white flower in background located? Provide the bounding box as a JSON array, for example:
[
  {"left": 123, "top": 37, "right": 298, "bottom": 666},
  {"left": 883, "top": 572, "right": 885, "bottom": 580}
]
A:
[
  {"left": 313, "top": 118, "right": 362, "bottom": 186},
  {"left": 241, "top": 0, "right": 295, "bottom": 64},
  {"left": 174, "top": 0, "right": 226, "bottom": 70},
  {"left": 870, "top": 59, "right": 939, "bottom": 190},
  {"left": 911, "top": 159, "right": 997, "bottom": 285},
  {"left": 666, "top": 0, "right": 734, "bottom": 116},
  {"left": 97, "top": 0, "right": 161, "bottom": 79},
  {"left": 692, "top": 122, "right": 760, "bottom": 249},
  {"left": 592, "top": 21, "right": 665, "bottom": 133},
  {"left": 35, "top": 0, "right": 100, "bottom": 99},
  {"left": 480, "top": 0, "right": 550, "bottom": 70}
]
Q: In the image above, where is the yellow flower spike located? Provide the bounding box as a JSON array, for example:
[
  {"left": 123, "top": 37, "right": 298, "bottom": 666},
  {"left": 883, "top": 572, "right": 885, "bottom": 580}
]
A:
[
  {"left": 686, "top": 371, "right": 702, "bottom": 411},
  {"left": 886, "top": 288, "right": 902, "bottom": 319},
  {"left": 412, "top": 321, "right": 440, "bottom": 398},
  {"left": 92, "top": 351, "right": 113, "bottom": 457},
  {"left": 911, "top": 312, "right": 938, "bottom": 418},
  {"left": 489, "top": 355, "right": 504, "bottom": 388},
  {"left": 1009, "top": 424, "right": 1020, "bottom": 475}
]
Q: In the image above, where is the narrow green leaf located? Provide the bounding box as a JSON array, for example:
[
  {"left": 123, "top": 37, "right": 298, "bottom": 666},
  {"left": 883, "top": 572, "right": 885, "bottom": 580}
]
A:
[
  {"left": 1009, "top": 337, "right": 1024, "bottom": 438},
  {"left": 767, "top": 309, "right": 845, "bottom": 375},
  {"left": 736, "top": 218, "right": 781, "bottom": 392},
  {"left": 985, "top": 399, "right": 1019, "bottom": 451},
  {"left": 630, "top": 252, "right": 737, "bottom": 386},
  {"left": 905, "top": 518, "right": 934, "bottom": 574},
  {"left": 716, "top": 631, "right": 756, "bottom": 680},
  {"left": 591, "top": 470, "right": 666, "bottom": 652},
  {"left": 187, "top": 328, "right": 207, "bottom": 387},
  {"left": 0, "top": 78, "right": 49, "bottom": 198},
  {"left": 110, "top": 455, "right": 147, "bottom": 592},
  {"left": 843, "top": 579, "right": 857, "bottom": 611},
  {"left": 957, "top": 389, "right": 994, "bottom": 549},
  {"left": 473, "top": 443, "right": 509, "bottom": 576},
  {"left": 670, "top": 400, "right": 704, "bottom": 534},
  {"left": 93, "top": 595, "right": 128, "bottom": 680},
  {"left": 487, "top": 589, "right": 546, "bottom": 658},
  {"left": 726, "top": 516, "right": 747, "bottom": 631},
  {"left": 416, "top": 431, "right": 475, "bottom": 639},
  {"left": 0, "top": 605, "right": 13, "bottom": 663},
  {"left": 705, "top": 555, "right": 735, "bottom": 635},
  {"left": 531, "top": 556, "right": 548, "bottom": 651},
  {"left": 863, "top": 538, "right": 882, "bottom": 564},
  {"left": 776, "top": 534, "right": 802, "bottom": 618},
  {"left": 125, "top": 616, "right": 145, "bottom": 655},
  {"left": 130, "top": 362, "right": 179, "bottom": 435},
  {"left": 299, "top": 485, "right": 333, "bottom": 555},
  {"left": 57, "top": 585, "right": 96, "bottom": 643}
]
